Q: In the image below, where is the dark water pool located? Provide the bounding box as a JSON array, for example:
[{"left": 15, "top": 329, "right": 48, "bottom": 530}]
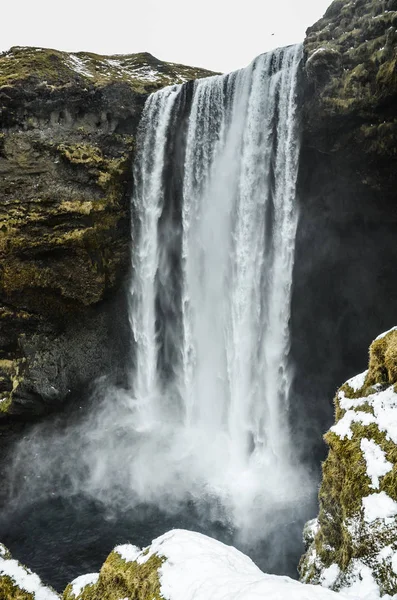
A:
[{"left": 0, "top": 494, "right": 305, "bottom": 593}]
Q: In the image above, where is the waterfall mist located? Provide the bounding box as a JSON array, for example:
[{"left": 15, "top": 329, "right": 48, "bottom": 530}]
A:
[{"left": 1, "top": 45, "right": 316, "bottom": 581}]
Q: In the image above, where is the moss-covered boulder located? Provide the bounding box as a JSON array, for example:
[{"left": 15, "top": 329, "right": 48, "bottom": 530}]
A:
[
  {"left": 0, "top": 46, "right": 215, "bottom": 418},
  {"left": 300, "top": 328, "right": 397, "bottom": 597},
  {"left": 0, "top": 542, "right": 59, "bottom": 599}
]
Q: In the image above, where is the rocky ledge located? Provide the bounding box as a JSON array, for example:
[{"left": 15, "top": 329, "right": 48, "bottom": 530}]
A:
[
  {"left": 300, "top": 328, "right": 397, "bottom": 598},
  {"left": 0, "top": 46, "right": 214, "bottom": 418}
]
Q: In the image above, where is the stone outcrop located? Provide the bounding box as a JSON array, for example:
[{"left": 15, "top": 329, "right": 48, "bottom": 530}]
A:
[
  {"left": 300, "top": 328, "right": 397, "bottom": 597},
  {"left": 0, "top": 46, "right": 214, "bottom": 418}
]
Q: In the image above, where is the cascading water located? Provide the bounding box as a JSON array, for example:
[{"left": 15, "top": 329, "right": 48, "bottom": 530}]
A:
[
  {"left": 0, "top": 45, "right": 315, "bottom": 587},
  {"left": 126, "top": 43, "right": 311, "bottom": 530}
]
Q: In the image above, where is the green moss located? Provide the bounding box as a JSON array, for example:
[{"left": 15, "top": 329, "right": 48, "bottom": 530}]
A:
[
  {"left": 58, "top": 143, "right": 103, "bottom": 166},
  {"left": 301, "top": 327, "right": 397, "bottom": 587},
  {"left": 0, "top": 575, "right": 36, "bottom": 600},
  {"left": 0, "top": 46, "right": 216, "bottom": 92},
  {"left": 63, "top": 551, "right": 164, "bottom": 600},
  {"left": 377, "top": 58, "right": 397, "bottom": 90},
  {"left": 0, "top": 544, "right": 59, "bottom": 599},
  {"left": 367, "top": 330, "right": 397, "bottom": 387}
]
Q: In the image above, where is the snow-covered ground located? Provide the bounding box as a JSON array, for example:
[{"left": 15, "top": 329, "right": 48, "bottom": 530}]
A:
[{"left": 68, "top": 529, "right": 360, "bottom": 600}]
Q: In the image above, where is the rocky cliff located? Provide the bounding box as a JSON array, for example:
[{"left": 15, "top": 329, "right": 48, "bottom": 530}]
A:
[
  {"left": 0, "top": 46, "right": 213, "bottom": 418},
  {"left": 291, "top": 0, "right": 397, "bottom": 462},
  {"left": 300, "top": 328, "right": 397, "bottom": 597}
]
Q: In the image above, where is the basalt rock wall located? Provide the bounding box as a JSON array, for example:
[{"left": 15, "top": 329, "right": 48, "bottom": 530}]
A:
[
  {"left": 0, "top": 47, "right": 214, "bottom": 418},
  {"left": 290, "top": 0, "right": 397, "bottom": 459}
]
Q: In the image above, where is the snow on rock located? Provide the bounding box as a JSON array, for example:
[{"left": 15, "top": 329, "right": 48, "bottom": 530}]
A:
[
  {"left": 137, "top": 529, "right": 349, "bottom": 600},
  {"left": 338, "top": 561, "right": 381, "bottom": 600},
  {"left": 360, "top": 438, "right": 393, "bottom": 489},
  {"left": 375, "top": 327, "right": 397, "bottom": 341},
  {"left": 67, "top": 55, "right": 94, "bottom": 78},
  {"left": 346, "top": 371, "right": 368, "bottom": 392},
  {"left": 320, "top": 564, "right": 340, "bottom": 589},
  {"left": 70, "top": 573, "right": 99, "bottom": 598},
  {"left": 0, "top": 551, "right": 58, "bottom": 600},
  {"left": 330, "top": 409, "right": 375, "bottom": 440},
  {"left": 331, "top": 385, "right": 397, "bottom": 444},
  {"left": 114, "top": 544, "right": 141, "bottom": 563},
  {"left": 363, "top": 492, "right": 397, "bottom": 523},
  {"left": 300, "top": 327, "right": 397, "bottom": 598}
]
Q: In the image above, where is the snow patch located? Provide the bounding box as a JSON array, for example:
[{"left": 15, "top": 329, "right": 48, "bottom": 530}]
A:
[
  {"left": 363, "top": 492, "right": 397, "bottom": 523},
  {"left": 0, "top": 555, "right": 58, "bottom": 600},
  {"left": 67, "top": 55, "right": 94, "bottom": 78},
  {"left": 375, "top": 326, "right": 397, "bottom": 341},
  {"left": 392, "top": 553, "right": 397, "bottom": 575},
  {"left": 115, "top": 544, "right": 141, "bottom": 563},
  {"left": 331, "top": 410, "right": 376, "bottom": 440},
  {"left": 339, "top": 561, "right": 381, "bottom": 599},
  {"left": 332, "top": 385, "right": 397, "bottom": 443},
  {"left": 70, "top": 573, "right": 99, "bottom": 597},
  {"left": 131, "top": 529, "right": 348, "bottom": 600},
  {"left": 346, "top": 371, "right": 368, "bottom": 392},
  {"left": 360, "top": 438, "right": 392, "bottom": 489},
  {"left": 320, "top": 564, "right": 340, "bottom": 588}
]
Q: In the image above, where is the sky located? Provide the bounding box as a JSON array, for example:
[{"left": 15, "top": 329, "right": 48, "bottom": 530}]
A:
[{"left": 1, "top": 0, "right": 332, "bottom": 73}]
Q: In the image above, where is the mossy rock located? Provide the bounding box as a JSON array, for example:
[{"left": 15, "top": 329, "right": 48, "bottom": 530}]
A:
[
  {"left": 300, "top": 327, "right": 397, "bottom": 596},
  {"left": 367, "top": 328, "right": 397, "bottom": 387},
  {"left": 63, "top": 547, "right": 164, "bottom": 600}
]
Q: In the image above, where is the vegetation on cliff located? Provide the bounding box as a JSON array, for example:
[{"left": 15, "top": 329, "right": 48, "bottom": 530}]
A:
[
  {"left": 0, "top": 47, "right": 215, "bottom": 418},
  {"left": 300, "top": 328, "right": 397, "bottom": 597},
  {"left": 0, "top": 46, "right": 215, "bottom": 93},
  {"left": 304, "top": 0, "right": 397, "bottom": 162}
]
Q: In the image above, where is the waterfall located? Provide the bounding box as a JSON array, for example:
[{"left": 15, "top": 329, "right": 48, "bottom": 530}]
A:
[
  {"left": 3, "top": 45, "right": 312, "bottom": 552},
  {"left": 127, "top": 44, "right": 310, "bottom": 530}
]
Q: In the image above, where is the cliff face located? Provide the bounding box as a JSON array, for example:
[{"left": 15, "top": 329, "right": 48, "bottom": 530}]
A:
[
  {"left": 290, "top": 0, "right": 397, "bottom": 460},
  {"left": 0, "top": 46, "right": 214, "bottom": 418}
]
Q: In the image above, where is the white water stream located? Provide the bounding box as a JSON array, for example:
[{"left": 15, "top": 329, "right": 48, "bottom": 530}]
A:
[{"left": 126, "top": 44, "right": 310, "bottom": 531}]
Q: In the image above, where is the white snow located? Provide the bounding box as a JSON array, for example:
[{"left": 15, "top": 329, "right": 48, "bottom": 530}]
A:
[
  {"left": 339, "top": 561, "right": 381, "bottom": 599},
  {"left": 320, "top": 564, "right": 340, "bottom": 588},
  {"left": 360, "top": 438, "right": 392, "bottom": 489},
  {"left": 346, "top": 371, "right": 368, "bottom": 392},
  {"left": 331, "top": 409, "right": 375, "bottom": 440},
  {"left": 114, "top": 544, "right": 141, "bottom": 563},
  {"left": 392, "top": 552, "right": 397, "bottom": 575},
  {"left": 126, "top": 529, "right": 355, "bottom": 600},
  {"left": 331, "top": 385, "right": 397, "bottom": 444},
  {"left": 375, "top": 327, "right": 397, "bottom": 341},
  {"left": 338, "top": 391, "right": 369, "bottom": 411},
  {"left": 0, "top": 554, "right": 58, "bottom": 600},
  {"left": 67, "top": 55, "right": 94, "bottom": 78},
  {"left": 70, "top": 572, "right": 99, "bottom": 597},
  {"left": 362, "top": 492, "right": 397, "bottom": 523},
  {"left": 0, "top": 545, "right": 6, "bottom": 558}
]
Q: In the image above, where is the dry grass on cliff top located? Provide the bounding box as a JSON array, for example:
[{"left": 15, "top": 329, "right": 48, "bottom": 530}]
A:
[{"left": 0, "top": 46, "right": 216, "bottom": 92}]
